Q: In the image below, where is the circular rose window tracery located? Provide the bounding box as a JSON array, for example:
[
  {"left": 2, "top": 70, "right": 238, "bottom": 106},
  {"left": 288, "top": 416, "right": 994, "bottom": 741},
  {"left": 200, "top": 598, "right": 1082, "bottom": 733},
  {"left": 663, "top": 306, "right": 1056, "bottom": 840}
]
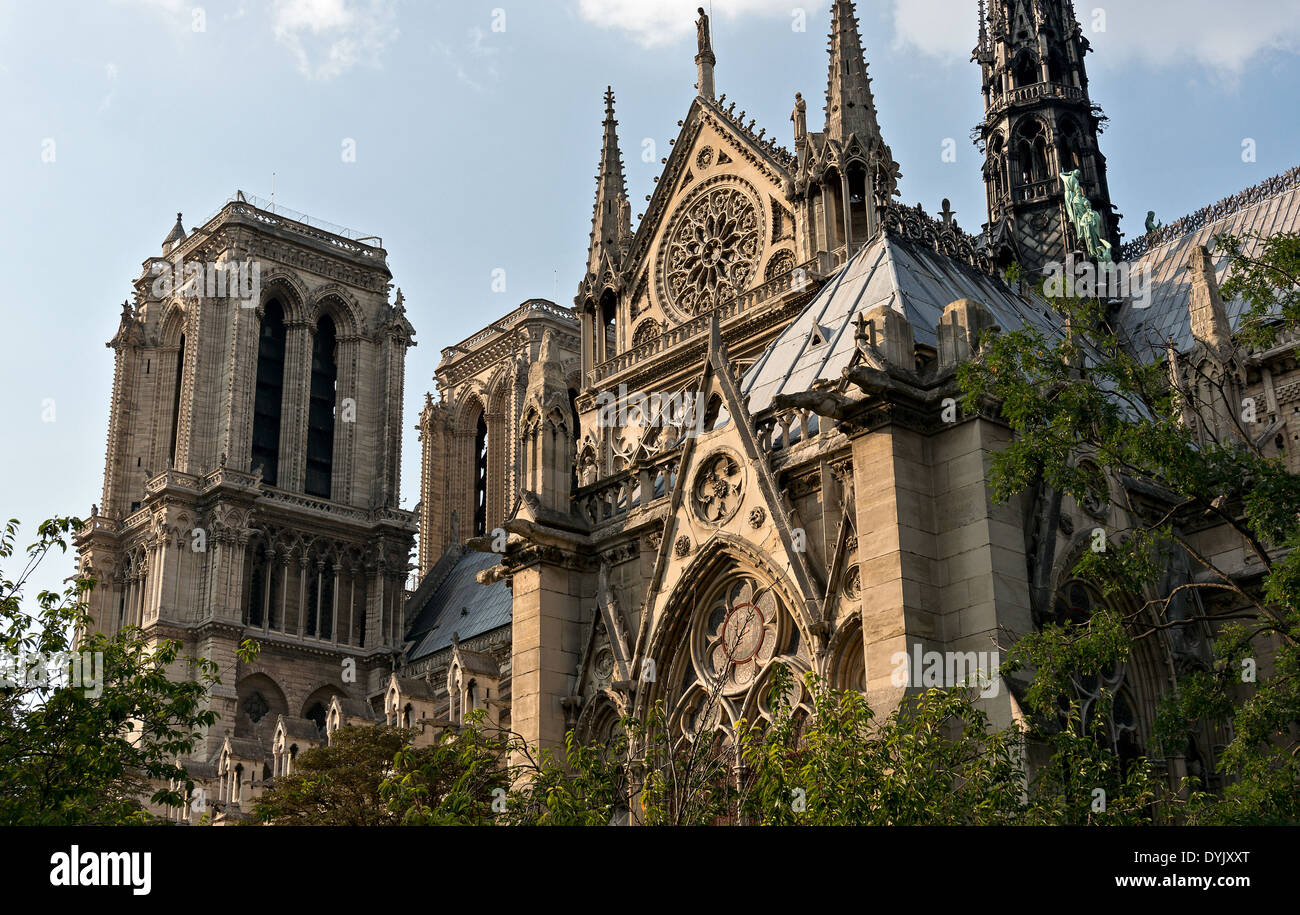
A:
[
  {"left": 662, "top": 184, "right": 763, "bottom": 318},
  {"left": 692, "top": 450, "right": 745, "bottom": 524},
  {"left": 667, "top": 572, "right": 814, "bottom": 745},
  {"left": 694, "top": 578, "right": 783, "bottom": 695}
]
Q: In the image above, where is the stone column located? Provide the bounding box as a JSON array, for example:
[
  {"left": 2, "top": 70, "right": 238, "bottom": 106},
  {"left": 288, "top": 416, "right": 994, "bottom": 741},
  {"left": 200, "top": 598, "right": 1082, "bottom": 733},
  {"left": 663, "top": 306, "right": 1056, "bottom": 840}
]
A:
[{"left": 509, "top": 560, "right": 586, "bottom": 757}]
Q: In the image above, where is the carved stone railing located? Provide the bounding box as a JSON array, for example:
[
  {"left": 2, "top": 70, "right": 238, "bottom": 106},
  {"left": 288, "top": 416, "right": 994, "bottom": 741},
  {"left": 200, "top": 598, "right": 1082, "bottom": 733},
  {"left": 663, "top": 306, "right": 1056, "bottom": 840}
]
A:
[
  {"left": 441, "top": 298, "right": 576, "bottom": 361},
  {"left": 81, "top": 517, "right": 121, "bottom": 536},
  {"left": 986, "top": 81, "right": 1085, "bottom": 121},
  {"left": 122, "top": 506, "right": 152, "bottom": 533},
  {"left": 145, "top": 469, "right": 200, "bottom": 496},
  {"left": 1120, "top": 165, "right": 1300, "bottom": 261},
  {"left": 202, "top": 191, "right": 385, "bottom": 253},
  {"left": 576, "top": 450, "right": 682, "bottom": 528},
  {"left": 587, "top": 256, "right": 828, "bottom": 389},
  {"left": 199, "top": 466, "right": 261, "bottom": 492},
  {"left": 756, "top": 409, "right": 822, "bottom": 454},
  {"left": 1015, "top": 177, "right": 1058, "bottom": 204},
  {"left": 258, "top": 487, "right": 369, "bottom": 522}
]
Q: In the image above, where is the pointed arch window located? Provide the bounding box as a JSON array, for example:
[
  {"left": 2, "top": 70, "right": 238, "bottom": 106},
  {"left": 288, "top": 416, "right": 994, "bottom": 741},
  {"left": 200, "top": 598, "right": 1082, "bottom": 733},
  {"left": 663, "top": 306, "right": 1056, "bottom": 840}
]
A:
[
  {"left": 252, "top": 301, "right": 287, "bottom": 486},
  {"left": 569, "top": 388, "right": 580, "bottom": 498},
  {"left": 474, "top": 412, "right": 488, "bottom": 537},
  {"left": 305, "top": 315, "right": 337, "bottom": 499},
  {"left": 169, "top": 334, "right": 185, "bottom": 466},
  {"left": 1013, "top": 49, "right": 1039, "bottom": 88},
  {"left": 597, "top": 291, "right": 618, "bottom": 363},
  {"left": 1014, "top": 119, "right": 1051, "bottom": 185}
]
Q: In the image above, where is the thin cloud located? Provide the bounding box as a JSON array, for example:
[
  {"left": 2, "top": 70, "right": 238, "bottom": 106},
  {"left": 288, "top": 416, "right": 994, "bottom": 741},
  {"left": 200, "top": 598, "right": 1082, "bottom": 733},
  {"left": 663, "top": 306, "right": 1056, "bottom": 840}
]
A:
[
  {"left": 890, "top": 0, "right": 1300, "bottom": 74},
  {"left": 434, "top": 26, "right": 502, "bottom": 93},
  {"left": 273, "top": 0, "right": 399, "bottom": 80}
]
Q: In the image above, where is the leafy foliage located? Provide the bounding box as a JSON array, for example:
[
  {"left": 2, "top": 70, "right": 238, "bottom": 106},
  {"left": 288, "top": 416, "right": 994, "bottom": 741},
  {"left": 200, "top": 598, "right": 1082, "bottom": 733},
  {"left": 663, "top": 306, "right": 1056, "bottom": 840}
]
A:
[
  {"left": 956, "top": 232, "right": 1300, "bottom": 824},
  {"left": 0, "top": 517, "right": 256, "bottom": 825}
]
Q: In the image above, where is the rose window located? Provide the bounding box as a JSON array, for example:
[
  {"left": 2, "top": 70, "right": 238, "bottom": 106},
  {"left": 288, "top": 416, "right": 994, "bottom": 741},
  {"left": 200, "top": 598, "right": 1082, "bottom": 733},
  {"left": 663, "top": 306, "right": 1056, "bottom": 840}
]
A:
[
  {"left": 699, "top": 580, "right": 781, "bottom": 694},
  {"left": 663, "top": 186, "right": 761, "bottom": 316}
]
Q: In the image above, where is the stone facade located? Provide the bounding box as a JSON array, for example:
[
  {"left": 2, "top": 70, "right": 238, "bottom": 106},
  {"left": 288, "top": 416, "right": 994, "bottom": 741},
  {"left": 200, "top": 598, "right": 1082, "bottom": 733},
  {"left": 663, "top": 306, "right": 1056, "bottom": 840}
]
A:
[
  {"left": 404, "top": 0, "right": 1298, "bottom": 794},
  {"left": 74, "top": 0, "right": 1300, "bottom": 819}
]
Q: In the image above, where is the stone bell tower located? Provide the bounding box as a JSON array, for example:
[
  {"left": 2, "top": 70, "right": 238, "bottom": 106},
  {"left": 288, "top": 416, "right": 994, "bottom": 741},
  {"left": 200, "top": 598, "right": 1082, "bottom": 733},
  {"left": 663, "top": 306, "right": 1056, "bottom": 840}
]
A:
[
  {"left": 76, "top": 195, "right": 418, "bottom": 762},
  {"left": 974, "top": 0, "right": 1120, "bottom": 274}
]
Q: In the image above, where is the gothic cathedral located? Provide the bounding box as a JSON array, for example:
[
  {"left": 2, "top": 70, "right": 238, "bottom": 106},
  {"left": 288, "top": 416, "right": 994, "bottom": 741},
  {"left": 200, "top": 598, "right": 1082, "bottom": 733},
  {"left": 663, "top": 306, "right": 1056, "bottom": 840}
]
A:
[{"left": 78, "top": 0, "right": 1300, "bottom": 818}]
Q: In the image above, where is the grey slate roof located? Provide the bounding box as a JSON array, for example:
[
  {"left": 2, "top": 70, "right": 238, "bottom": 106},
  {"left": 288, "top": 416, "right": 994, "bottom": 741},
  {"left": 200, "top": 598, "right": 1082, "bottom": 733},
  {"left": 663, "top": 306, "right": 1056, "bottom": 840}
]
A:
[
  {"left": 275, "top": 716, "right": 323, "bottom": 742},
  {"left": 405, "top": 548, "right": 512, "bottom": 663},
  {"left": 1119, "top": 180, "right": 1300, "bottom": 354},
  {"left": 331, "top": 696, "right": 377, "bottom": 720},
  {"left": 742, "top": 232, "right": 1062, "bottom": 414},
  {"left": 453, "top": 646, "right": 500, "bottom": 678}
]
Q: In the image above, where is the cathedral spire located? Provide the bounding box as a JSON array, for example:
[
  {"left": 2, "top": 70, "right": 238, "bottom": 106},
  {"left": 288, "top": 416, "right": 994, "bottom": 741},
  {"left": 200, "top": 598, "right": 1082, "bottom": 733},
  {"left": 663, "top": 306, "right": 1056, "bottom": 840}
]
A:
[
  {"left": 824, "top": 0, "right": 883, "bottom": 146},
  {"left": 587, "top": 87, "right": 631, "bottom": 279},
  {"left": 976, "top": 0, "right": 1120, "bottom": 275}
]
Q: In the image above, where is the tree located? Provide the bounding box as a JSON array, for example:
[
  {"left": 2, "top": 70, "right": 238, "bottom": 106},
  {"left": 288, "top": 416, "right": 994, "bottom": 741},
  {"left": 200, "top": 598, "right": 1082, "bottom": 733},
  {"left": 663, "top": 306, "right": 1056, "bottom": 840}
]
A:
[
  {"left": 0, "top": 516, "right": 257, "bottom": 825},
  {"left": 251, "top": 722, "right": 508, "bottom": 826},
  {"left": 958, "top": 232, "right": 1300, "bottom": 824}
]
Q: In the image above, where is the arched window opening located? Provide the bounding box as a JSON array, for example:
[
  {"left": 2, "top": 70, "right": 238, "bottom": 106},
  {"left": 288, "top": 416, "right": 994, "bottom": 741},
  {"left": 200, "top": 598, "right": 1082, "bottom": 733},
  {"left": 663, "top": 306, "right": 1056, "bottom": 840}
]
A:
[
  {"left": 306, "top": 564, "right": 319, "bottom": 638},
  {"left": 598, "top": 291, "right": 617, "bottom": 363},
  {"left": 1059, "top": 119, "right": 1093, "bottom": 186},
  {"left": 168, "top": 334, "right": 185, "bottom": 465},
  {"left": 568, "top": 389, "right": 580, "bottom": 499},
  {"left": 1014, "top": 119, "right": 1051, "bottom": 185},
  {"left": 986, "top": 135, "right": 1007, "bottom": 201},
  {"left": 267, "top": 561, "right": 281, "bottom": 630},
  {"left": 808, "top": 188, "right": 823, "bottom": 253},
  {"left": 246, "top": 545, "right": 266, "bottom": 627},
  {"left": 305, "top": 702, "right": 327, "bottom": 732},
  {"left": 1051, "top": 582, "right": 1143, "bottom": 766},
  {"left": 252, "top": 301, "right": 286, "bottom": 486},
  {"left": 317, "top": 558, "right": 335, "bottom": 639},
  {"left": 1048, "top": 47, "right": 1067, "bottom": 83},
  {"left": 1013, "top": 50, "right": 1039, "bottom": 88},
  {"left": 473, "top": 412, "right": 488, "bottom": 537},
  {"left": 825, "top": 170, "right": 846, "bottom": 252},
  {"left": 847, "top": 167, "right": 870, "bottom": 245},
  {"left": 305, "top": 315, "right": 338, "bottom": 499}
]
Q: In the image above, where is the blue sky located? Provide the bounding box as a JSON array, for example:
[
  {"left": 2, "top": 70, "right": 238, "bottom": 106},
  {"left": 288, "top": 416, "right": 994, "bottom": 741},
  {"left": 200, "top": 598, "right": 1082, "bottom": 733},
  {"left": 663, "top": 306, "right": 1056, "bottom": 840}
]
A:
[{"left": 2, "top": 0, "right": 1297, "bottom": 597}]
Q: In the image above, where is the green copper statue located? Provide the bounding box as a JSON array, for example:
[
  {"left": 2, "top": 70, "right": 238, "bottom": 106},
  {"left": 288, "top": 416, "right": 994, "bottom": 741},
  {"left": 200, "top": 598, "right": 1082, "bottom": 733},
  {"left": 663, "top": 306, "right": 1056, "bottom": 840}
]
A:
[{"left": 1061, "top": 169, "right": 1113, "bottom": 263}]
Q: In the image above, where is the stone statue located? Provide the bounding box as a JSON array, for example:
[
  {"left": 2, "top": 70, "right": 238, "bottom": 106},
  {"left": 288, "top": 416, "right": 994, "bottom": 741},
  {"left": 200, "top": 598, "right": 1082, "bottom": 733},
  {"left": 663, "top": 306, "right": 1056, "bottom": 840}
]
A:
[
  {"left": 617, "top": 194, "right": 631, "bottom": 236},
  {"left": 791, "top": 92, "right": 807, "bottom": 141},
  {"left": 696, "top": 7, "right": 711, "bottom": 54},
  {"left": 1061, "top": 169, "right": 1112, "bottom": 263}
]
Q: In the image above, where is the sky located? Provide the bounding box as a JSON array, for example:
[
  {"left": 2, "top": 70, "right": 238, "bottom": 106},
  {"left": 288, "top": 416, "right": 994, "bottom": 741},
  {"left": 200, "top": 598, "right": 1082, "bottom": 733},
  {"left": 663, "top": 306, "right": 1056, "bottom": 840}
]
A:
[{"left": 1, "top": 0, "right": 1298, "bottom": 598}]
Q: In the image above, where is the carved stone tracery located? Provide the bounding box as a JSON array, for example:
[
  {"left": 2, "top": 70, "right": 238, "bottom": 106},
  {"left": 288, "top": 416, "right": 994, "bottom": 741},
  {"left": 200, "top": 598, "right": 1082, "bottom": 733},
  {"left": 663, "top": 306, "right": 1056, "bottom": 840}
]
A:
[{"left": 661, "top": 181, "right": 764, "bottom": 319}]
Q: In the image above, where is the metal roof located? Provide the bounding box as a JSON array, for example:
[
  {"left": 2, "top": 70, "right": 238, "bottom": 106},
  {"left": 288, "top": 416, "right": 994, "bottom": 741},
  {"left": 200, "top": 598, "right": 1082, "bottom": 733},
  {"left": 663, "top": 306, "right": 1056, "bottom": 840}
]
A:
[
  {"left": 404, "top": 548, "right": 512, "bottom": 662},
  {"left": 742, "top": 232, "right": 1062, "bottom": 414},
  {"left": 1119, "top": 181, "right": 1300, "bottom": 354}
]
